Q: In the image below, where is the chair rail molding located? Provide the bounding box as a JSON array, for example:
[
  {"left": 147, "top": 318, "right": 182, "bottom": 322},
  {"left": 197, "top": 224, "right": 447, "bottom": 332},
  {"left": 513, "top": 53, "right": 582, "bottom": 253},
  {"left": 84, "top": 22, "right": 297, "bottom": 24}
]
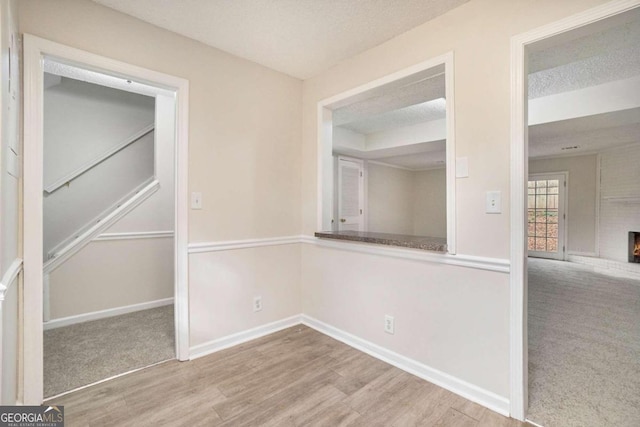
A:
[{"left": 187, "top": 235, "right": 510, "bottom": 273}]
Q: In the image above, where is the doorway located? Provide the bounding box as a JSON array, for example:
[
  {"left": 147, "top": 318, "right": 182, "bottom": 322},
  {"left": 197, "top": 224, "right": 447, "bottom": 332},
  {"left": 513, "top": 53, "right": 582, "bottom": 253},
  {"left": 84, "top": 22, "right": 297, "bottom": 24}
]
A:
[
  {"left": 510, "top": 1, "right": 640, "bottom": 423},
  {"left": 41, "top": 60, "right": 176, "bottom": 398},
  {"left": 527, "top": 173, "right": 566, "bottom": 261},
  {"left": 23, "top": 35, "right": 190, "bottom": 404},
  {"left": 336, "top": 156, "right": 364, "bottom": 231}
]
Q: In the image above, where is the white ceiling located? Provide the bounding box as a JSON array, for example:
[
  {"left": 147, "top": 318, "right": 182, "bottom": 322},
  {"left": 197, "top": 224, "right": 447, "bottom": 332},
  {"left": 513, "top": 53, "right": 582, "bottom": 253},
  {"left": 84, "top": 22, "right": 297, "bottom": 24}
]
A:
[
  {"left": 92, "top": 0, "right": 468, "bottom": 79},
  {"left": 528, "top": 9, "right": 640, "bottom": 159},
  {"left": 338, "top": 98, "right": 446, "bottom": 135},
  {"left": 528, "top": 18, "right": 640, "bottom": 99}
]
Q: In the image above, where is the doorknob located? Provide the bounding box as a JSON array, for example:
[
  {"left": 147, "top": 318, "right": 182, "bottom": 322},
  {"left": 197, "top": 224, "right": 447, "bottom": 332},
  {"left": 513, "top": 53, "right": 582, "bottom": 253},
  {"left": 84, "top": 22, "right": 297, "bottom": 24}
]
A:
[{"left": 340, "top": 218, "right": 346, "bottom": 223}]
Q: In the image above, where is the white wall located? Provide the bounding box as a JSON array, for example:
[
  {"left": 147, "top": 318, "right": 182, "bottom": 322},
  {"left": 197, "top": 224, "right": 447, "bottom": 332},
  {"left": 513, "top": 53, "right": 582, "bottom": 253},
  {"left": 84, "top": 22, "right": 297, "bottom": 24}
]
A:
[
  {"left": 19, "top": 0, "right": 303, "bottom": 351},
  {"left": 0, "top": 0, "right": 20, "bottom": 405},
  {"left": 189, "top": 244, "right": 301, "bottom": 347},
  {"left": 47, "top": 85, "right": 176, "bottom": 319},
  {"left": 302, "top": 0, "right": 609, "bottom": 401},
  {"left": 599, "top": 144, "right": 640, "bottom": 262},
  {"left": 413, "top": 168, "right": 447, "bottom": 237},
  {"left": 529, "top": 154, "right": 598, "bottom": 255},
  {"left": 48, "top": 238, "right": 173, "bottom": 319},
  {"left": 366, "top": 163, "right": 446, "bottom": 237},
  {"left": 367, "top": 163, "right": 415, "bottom": 234},
  {"left": 43, "top": 131, "right": 154, "bottom": 257},
  {"left": 43, "top": 77, "right": 154, "bottom": 189}
]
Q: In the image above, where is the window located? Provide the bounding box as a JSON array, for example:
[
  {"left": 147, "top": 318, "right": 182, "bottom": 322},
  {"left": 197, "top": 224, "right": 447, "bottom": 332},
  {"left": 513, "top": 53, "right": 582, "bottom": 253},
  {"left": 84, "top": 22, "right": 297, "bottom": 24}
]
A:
[{"left": 317, "top": 54, "right": 456, "bottom": 253}]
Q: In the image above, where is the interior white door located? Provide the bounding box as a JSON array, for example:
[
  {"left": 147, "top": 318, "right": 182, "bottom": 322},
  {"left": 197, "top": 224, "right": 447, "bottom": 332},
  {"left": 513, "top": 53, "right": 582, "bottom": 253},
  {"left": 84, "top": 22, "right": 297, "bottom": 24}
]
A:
[
  {"left": 338, "top": 158, "right": 364, "bottom": 231},
  {"left": 527, "top": 173, "right": 567, "bottom": 260}
]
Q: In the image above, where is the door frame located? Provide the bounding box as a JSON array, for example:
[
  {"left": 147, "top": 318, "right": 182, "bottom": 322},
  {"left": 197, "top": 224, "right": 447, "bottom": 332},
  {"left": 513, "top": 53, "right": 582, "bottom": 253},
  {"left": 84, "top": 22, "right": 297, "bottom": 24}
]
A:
[
  {"left": 23, "top": 34, "right": 190, "bottom": 404},
  {"left": 509, "top": 0, "right": 640, "bottom": 420},
  {"left": 316, "top": 51, "right": 456, "bottom": 254},
  {"left": 527, "top": 172, "right": 568, "bottom": 261}
]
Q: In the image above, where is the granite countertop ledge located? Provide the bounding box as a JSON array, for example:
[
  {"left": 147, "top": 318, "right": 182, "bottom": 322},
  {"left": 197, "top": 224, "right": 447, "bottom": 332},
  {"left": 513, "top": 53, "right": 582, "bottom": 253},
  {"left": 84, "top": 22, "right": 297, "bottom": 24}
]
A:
[{"left": 314, "top": 230, "right": 447, "bottom": 253}]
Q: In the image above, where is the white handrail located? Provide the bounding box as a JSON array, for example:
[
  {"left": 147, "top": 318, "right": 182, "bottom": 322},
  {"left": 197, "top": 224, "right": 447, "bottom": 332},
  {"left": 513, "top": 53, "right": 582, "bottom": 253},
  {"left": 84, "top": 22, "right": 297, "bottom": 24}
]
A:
[{"left": 43, "top": 179, "right": 160, "bottom": 274}]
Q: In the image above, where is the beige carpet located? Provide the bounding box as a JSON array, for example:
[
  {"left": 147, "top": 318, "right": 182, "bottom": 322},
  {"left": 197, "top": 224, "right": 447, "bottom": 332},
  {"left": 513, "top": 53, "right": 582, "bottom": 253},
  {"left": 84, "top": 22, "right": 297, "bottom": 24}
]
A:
[
  {"left": 528, "top": 258, "right": 640, "bottom": 427},
  {"left": 44, "top": 305, "right": 175, "bottom": 398}
]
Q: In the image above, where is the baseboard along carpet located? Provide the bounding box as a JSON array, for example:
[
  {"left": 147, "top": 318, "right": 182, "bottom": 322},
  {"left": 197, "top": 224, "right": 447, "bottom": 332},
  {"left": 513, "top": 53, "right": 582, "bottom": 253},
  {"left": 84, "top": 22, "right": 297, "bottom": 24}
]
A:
[
  {"left": 44, "top": 304, "right": 175, "bottom": 398},
  {"left": 527, "top": 258, "right": 640, "bottom": 427}
]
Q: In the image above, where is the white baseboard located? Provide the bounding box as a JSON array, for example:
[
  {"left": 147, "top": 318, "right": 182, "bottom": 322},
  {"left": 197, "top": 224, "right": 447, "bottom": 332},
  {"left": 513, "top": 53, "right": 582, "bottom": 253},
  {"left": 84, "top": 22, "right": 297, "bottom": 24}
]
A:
[
  {"left": 189, "top": 314, "right": 303, "bottom": 360},
  {"left": 44, "top": 297, "right": 174, "bottom": 330},
  {"left": 301, "top": 315, "right": 510, "bottom": 417},
  {"left": 567, "top": 251, "right": 597, "bottom": 257}
]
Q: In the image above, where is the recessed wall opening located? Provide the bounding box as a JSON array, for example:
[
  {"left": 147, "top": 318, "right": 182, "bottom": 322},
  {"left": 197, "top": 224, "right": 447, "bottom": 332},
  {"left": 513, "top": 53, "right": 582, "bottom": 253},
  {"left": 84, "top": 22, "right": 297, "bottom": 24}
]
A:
[
  {"left": 40, "top": 58, "right": 177, "bottom": 399},
  {"left": 23, "top": 35, "right": 190, "bottom": 405},
  {"left": 521, "top": 6, "right": 640, "bottom": 426},
  {"left": 316, "top": 54, "right": 456, "bottom": 254}
]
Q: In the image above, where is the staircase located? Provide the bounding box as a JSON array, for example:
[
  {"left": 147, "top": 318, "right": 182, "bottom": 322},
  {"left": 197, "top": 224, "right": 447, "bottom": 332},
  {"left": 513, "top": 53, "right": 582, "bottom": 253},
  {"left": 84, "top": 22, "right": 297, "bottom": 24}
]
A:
[{"left": 43, "top": 74, "right": 158, "bottom": 273}]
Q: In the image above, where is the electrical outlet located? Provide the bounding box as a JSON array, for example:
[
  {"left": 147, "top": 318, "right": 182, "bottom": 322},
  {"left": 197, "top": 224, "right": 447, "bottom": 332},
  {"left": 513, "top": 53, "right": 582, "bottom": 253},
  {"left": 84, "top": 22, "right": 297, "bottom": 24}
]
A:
[
  {"left": 253, "top": 296, "right": 262, "bottom": 312},
  {"left": 384, "top": 315, "right": 394, "bottom": 334}
]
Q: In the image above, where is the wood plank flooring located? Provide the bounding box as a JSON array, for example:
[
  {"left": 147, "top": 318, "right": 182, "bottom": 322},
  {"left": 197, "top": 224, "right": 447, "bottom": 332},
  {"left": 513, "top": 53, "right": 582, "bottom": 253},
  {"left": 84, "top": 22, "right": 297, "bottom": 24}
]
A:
[{"left": 46, "top": 325, "right": 528, "bottom": 427}]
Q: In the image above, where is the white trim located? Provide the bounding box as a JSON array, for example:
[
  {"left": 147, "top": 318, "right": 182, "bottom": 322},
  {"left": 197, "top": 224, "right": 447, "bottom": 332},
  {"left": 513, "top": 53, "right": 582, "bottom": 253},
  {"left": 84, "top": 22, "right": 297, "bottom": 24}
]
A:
[
  {"left": 22, "top": 34, "right": 190, "bottom": 404},
  {"left": 567, "top": 251, "right": 597, "bottom": 257},
  {"left": 93, "top": 230, "right": 174, "bottom": 241},
  {"left": 188, "top": 235, "right": 301, "bottom": 254},
  {"left": 0, "top": 259, "right": 22, "bottom": 301},
  {"left": 43, "top": 179, "right": 160, "bottom": 274},
  {"left": 595, "top": 153, "right": 601, "bottom": 257},
  {"left": 301, "top": 315, "right": 510, "bottom": 417},
  {"left": 43, "top": 123, "right": 154, "bottom": 193},
  {"left": 444, "top": 53, "right": 457, "bottom": 255},
  {"left": 366, "top": 159, "right": 414, "bottom": 171},
  {"left": 302, "top": 235, "right": 509, "bottom": 273},
  {"left": 509, "top": 0, "right": 640, "bottom": 420},
  {"left": 43, "top": 298, "right": 174, "bottom": 330},
  {"left": 187, "top": 235, "right": 510, "bottom": 273},
  {"left": 317, "top": 52, "right": 456, "bottom": 254},
  {"left": 189, "top": 315, "right": 303, "bottom": 359},
  {"left": 43, "top": 274, "right": 50, "bottom": 322}
]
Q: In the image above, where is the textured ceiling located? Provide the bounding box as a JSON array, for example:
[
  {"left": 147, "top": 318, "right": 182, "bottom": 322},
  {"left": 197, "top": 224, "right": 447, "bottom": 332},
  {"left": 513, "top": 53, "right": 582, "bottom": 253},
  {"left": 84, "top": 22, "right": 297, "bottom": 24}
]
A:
[
  {"left": 333, "top": 73, "right": 445, "bottom": 128},
  {"left": 529, "top": 13, "right": 640, "bottom": 98},
  {"left": 92, "top": 0, "right": 469, "bottom": 79},
  {"left": 337, "top": 98, "right": 446, "bottom": 135},
  {"left": 528, "top": 9, "right": 640, "bottom": 159},
  {"left": 529, "top": 108, "right": 640, "bottom": 158}
]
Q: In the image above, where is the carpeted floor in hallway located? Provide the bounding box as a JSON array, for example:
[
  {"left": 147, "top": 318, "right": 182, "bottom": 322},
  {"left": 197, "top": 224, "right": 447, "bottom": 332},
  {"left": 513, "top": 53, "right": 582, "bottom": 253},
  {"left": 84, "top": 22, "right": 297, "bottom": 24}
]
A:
[
  {"left": 44, "top": 304, "right": 175, "bottom": 398},
  {"left": 527, "top": 258, "right": 640, "bottom": 427}
]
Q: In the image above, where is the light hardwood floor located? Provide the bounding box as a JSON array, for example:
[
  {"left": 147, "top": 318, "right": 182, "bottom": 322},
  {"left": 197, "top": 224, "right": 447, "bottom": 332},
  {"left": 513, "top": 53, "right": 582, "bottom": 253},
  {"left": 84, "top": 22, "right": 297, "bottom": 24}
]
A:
[{"left": 47, "top": 325, "right": 527, "bottom": 426}]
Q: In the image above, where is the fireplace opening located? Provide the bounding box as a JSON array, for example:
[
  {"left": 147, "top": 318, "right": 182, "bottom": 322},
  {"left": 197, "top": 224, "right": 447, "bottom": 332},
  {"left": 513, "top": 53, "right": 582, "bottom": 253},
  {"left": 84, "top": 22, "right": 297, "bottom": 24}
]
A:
[{"left": 630, "top": 232, "right": 640, "bottom": 263}]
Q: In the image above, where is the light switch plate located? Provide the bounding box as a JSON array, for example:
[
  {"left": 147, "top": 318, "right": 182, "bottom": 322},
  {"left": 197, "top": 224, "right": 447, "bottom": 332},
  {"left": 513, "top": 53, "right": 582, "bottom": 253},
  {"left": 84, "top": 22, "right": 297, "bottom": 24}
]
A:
[
  {"left": 191, "top": 192, "right": 202, "bottom": 210},
  {"left": 486, "top": 191, "right": 501, "bottom": 214}
]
